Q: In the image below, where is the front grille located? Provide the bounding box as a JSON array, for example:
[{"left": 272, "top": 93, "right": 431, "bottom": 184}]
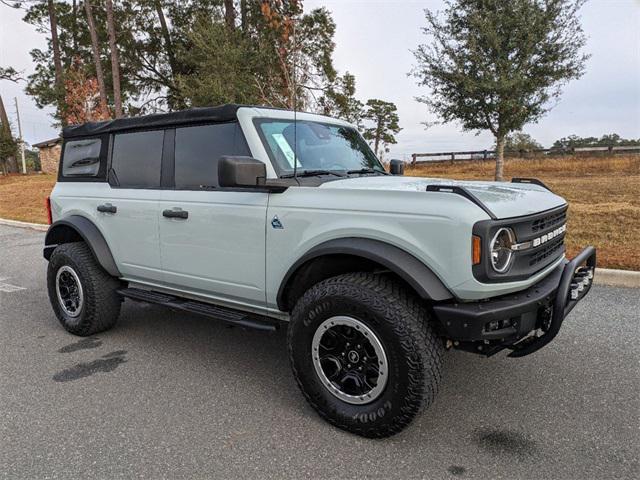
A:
[
  {"left": 522, "top": 206, "right": 567, "bottom": 270},
  {"left": 531, "top": 209, "right": 566, "bottom": 233},
  {"left": 529, "top": 236, "right": 565, "bottom": 266},
  {"left": 473, "top": 204, "right": 569, "bottom": 283}
]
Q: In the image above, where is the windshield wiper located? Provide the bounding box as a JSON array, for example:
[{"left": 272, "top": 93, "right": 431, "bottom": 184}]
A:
[
  {"left": 346, "top": 168, "right": 388, "bottom": 176},
  {"left": 281, "top": 169, "right": 347, "bottom": 178}
]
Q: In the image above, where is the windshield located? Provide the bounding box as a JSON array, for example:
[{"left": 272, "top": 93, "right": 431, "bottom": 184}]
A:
[{"left": 255, "top": 119, "right": 385, "bottom": 176}]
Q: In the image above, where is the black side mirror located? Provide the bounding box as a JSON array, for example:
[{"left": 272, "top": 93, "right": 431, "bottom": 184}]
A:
[
  {"left": 218, "top": 156, "right": 266, "bottom": 188},
  {"left": 389, "top": 159, "right": 405, "bottom": 176}
]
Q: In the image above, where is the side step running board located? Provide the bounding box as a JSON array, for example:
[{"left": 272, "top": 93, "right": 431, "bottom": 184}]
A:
[{"left": 117, "top": 287, "right": 279, "bottom": 332}]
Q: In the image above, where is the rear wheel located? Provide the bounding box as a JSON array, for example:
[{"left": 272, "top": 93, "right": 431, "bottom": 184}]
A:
[
  {"left": 47, "top": 242, "right": 122, "bottom": 336},
  {"left": 288, "top": 272, "right": 443, "bottom": 438}
]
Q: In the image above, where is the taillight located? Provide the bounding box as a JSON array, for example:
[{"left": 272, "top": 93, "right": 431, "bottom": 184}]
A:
[
  {"left": 45, "top": 196, "right": 52, "bottom": 225},
  {"left": 472, "top": 235, "right": 482, "bottom": 265}
]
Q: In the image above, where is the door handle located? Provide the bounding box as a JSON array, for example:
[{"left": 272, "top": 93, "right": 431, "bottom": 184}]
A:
[
  {"left": 97, "top": 203, "right": 117, "bottom": 214},
  {"left": 163, "top": 208, "right": 188, "bottom": 219}
]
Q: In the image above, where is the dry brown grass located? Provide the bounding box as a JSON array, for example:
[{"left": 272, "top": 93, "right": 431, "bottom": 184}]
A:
[
  {"left": 407, "top": 155, "right": 640, "bottom": 271},
  {"left": 1, "top": 155, "right": 639, "bottom": 270},
  {"left": 0, "top": 173, "right": 56, "bottom": 224}
]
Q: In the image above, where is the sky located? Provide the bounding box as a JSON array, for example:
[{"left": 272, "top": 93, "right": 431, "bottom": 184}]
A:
[{"left": 1, "top": 0, "right": 639, "bottom": 160}]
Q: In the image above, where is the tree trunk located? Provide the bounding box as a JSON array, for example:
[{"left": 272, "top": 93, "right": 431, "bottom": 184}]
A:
[
  {"left": 71, "top": 0, "right": 79, "bottom": 51},
  {"left": 84, "top": 0, "right": 109, "bottom": 111},
  {"left": 224, "top": 0, "right": 236, "bottom": 29},
  {"left": 155, "top": 1, "right": 177, "bottom": 77},
  {"left": 495, "top": 134, "right": 505, "bottom": 181},
  {"left": 105, "top": 0, "right": 123, "bottom": 117},
  {"left": 47, "top": 0, "right": 65, "bottom": 123},
  {"left": 0, "top": 94, "right": 11, "bottom": 138},
  {"left": 240, "top": 0, "right": 247, "bottom": 31},
  {"left": 0, "top": 94, "right": 18, "bottom": 173},
  {"left": 374, "top": 119, "right": 382, "bottom": 158},
  {"left": 154, "top": 0, "right": 182, "bottom": 109}
]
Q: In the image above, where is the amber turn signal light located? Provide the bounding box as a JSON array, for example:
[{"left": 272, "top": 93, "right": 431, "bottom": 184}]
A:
[{"left": 472, "top": 235, "right": 482, "bottom": 265}]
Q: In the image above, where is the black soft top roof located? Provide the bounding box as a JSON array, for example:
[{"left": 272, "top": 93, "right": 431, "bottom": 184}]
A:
[{"left": 62, "top": 104, "right": 245, "bottom": 139}]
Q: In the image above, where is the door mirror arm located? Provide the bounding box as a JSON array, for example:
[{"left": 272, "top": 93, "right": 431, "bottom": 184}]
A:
[{"left": 256, "top": 176, "right": 294, "bottom": 193}]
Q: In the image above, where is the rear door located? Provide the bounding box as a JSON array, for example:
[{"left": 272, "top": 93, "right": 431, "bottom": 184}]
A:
[
  {"left": 92, "top": 129, "right": 165, "bottom": 283},
  {"left": 158, "top": 123, "right": 268, "bottom": 308}
]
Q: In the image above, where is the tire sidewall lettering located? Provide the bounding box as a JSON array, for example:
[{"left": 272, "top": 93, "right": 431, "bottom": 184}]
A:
[{"left": 352, "top": 401, "right": 393, "bottom": 423}]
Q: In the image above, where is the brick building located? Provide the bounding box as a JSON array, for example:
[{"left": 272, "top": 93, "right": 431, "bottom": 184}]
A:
[{"left": 33, "top": 137, "right": 62, "bottom": 174}]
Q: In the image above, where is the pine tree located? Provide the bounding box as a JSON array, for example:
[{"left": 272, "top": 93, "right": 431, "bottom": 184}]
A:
[{"left": 362, "top": 100, "right": 401, "bottom": 159}]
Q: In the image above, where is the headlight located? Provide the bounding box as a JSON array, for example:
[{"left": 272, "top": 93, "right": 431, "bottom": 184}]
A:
[{"left": 490, "top": 227, "right": 515, "bottom": 273}]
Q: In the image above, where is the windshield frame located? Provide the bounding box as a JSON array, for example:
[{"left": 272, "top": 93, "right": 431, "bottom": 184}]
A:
[{"left": 252, "top": 117, "right": 386, "bottom": 178}]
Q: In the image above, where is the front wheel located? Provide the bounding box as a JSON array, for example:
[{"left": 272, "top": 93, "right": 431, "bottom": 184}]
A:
[{"left": 288, "top": 273, "right": 443, "bottom": 438}]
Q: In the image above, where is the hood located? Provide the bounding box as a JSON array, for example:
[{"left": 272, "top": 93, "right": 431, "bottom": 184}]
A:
[{"left": 319, "top": 176, "right": 567, "bottom": 219}]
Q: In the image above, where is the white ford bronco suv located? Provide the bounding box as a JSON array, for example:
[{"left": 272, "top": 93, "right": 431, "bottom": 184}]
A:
[{"left": 44, "top": 105, "right": 596, "bottom": 437}]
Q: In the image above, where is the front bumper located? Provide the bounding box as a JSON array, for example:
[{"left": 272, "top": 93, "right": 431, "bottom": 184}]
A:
[{"left": 433, "top": 246, "right": 596, "bottom": 357}]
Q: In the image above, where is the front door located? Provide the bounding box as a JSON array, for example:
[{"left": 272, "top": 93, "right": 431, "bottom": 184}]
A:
[{"left": 158, "top": 123, "right": 268, "bottom": 308}]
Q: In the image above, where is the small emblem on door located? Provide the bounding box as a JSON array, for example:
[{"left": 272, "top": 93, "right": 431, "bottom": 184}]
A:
[{"left": 271, "top": 215, "right": 284, "bottom": 229}]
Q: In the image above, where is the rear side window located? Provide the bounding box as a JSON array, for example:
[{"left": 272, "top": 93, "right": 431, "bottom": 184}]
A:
[
  {"left": 62, "top": 138, "right": 102, "bottom": 177},
  {"left": 111, "top": 130, "right": 164, "bottom": 188},
  {"left": 174, "top": 123, "right": 250, "bottom": 189}
]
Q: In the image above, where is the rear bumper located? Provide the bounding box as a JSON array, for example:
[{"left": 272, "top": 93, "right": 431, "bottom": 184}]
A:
[{"left": 433, "top": 246, "right": 596, "bottom": 357}]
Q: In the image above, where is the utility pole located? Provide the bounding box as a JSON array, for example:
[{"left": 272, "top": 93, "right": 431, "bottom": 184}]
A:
[{"left": 14, "top": 97, "right": 26, "bottom": 174}]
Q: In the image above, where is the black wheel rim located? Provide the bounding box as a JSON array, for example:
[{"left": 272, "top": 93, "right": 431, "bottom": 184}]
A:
[
  {"left": 55, "top": 266, "right": 84, "bottom": 317},
  {"left": 311, "top": 316, "right": 388, "bottom": 404}
]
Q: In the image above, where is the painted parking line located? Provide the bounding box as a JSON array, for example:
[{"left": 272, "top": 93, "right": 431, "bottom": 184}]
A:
[{"left": 0, "top": 278, "right": 26, "bottom": 293}]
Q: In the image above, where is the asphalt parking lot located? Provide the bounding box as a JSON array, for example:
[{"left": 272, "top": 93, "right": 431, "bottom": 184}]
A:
[{"left": 0, "top": 223, "right": 638, "bottom": 479}]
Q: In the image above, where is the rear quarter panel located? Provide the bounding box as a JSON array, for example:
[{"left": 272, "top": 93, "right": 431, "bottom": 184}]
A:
[{"left": 49, "top": 182, "right": 162, "bottom": 281}]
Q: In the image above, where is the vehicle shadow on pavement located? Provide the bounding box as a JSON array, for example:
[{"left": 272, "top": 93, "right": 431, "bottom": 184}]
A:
[
  {"left": 113, "top": 298, "right": 557, "bottom": 432},
  {"left": 55, "top": 297, "right": 636, "bottom": 479},
  {"left": 114, "top": 300, "right": 301, "bottom": 407}
]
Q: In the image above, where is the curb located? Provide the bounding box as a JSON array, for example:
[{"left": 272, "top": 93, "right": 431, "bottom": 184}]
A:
[
  {"left": 0, "top": 216, "right": 639, "bottom": 288},
  {"left": 594, "top": 268, "right": 640, "bottom": 289},
  {"left": 0, "top": 218, "right": 48, "bottom": 232}
]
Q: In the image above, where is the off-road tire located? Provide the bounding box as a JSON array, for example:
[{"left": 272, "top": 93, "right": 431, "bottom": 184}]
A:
[
  {"left": 47, "top": 242, "right": 122, "bottom": 336},
  {"left": 288, "top": 272, "right": 443, "bottom": 438}
]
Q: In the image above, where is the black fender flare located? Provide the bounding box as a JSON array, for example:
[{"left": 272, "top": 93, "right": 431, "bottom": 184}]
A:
[
  {"left": 276, "top": 237, "right": 453, "bottom": 310},
  {"left": 43, "top": 215, "right": 121, "bottom": 277}
]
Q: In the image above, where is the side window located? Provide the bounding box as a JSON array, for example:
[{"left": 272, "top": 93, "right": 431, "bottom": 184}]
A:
[
  {"left": 111, "top": 130, "right": 164, "bottom": 188},
  {"left": 62, "top": 138, "right": 102, "bottom": 177},
  {"left": 174, "top": 123, "right": 250, "bottom": 189}
]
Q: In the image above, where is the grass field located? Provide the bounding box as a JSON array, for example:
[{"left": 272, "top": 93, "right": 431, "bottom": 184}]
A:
[
  {"left": 0, "top": 173, "right": 56, "bottom": 225},
  {"left": 1, "top": 154, "right": 639, "bottom": 270}
]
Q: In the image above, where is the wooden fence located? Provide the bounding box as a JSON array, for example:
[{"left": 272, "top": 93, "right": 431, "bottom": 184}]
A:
[{"left": 410, "top": 145, "right": 640, "bottom": 165}]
